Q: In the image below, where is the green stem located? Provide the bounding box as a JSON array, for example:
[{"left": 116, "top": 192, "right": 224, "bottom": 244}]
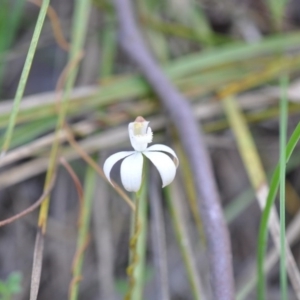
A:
[
  {"left": 1, "top": 0, "right": 50, "bottom": 155},
  {"left": 279, "top": 75, "right": 288, "bottom": 300},
  {"left": 164, "top": 184, "right": 203, "bottom": 300},
  {"left": 126, "top": 163, "right": 148, "bottom": 300},
  {"left": 70, "top": 164, "right": 97, "bottom": 300},
  {"left": 100, "top": 14, "right": 117, "bottom": 78},
  {"left": 257, "top": 122, "right": 300, "bottom": 300}
]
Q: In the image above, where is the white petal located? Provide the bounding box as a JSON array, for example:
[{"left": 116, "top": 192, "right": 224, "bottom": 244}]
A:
[
  {"left": 121, "top": 152, "right": 144, "bottom": 192},
  {"left": 143, "top": 151, "right": 176, "bottom": 187},
  {"left": 145, "top": 144, "right": 179, "bottom": 167},
  {"left": 103, "top": 151, "right": 134, "bottom": 184}
]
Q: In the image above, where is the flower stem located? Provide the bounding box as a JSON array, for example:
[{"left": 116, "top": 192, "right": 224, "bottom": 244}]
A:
[{"left": 125, "top": 163, "right": 148, "bottom": 300}]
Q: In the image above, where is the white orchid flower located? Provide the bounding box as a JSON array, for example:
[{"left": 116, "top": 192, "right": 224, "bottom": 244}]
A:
[{"left": 104, "top": 116, "right": 179, "bottom": 192}]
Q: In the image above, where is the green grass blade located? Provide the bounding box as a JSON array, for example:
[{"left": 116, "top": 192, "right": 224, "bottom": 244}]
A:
[
  {"left": 225, "top": 150, "right": 300, "bottom": 226},
  {"left": 137, "top": 0, "right": 169, "bottom": 62},
  {"left": 223, "top": 93, "right": 300, "bottom": 299},
  {"left": 30, "top": 1, "right": 91, "bottom": 298},
  {"left": 0, "top": 0, "right": 25, "bottom": 51},
  {"left": 1, "top": 34, "right": 300, "bottom": 128},
  {"left": 70, "top": 163, "right": 97, "bottom": 300},
  {"left": 279, "top": 75, "right": 288, "bottom": 300},
  {"left": 1, "top": 0, "right": 50, "bottom": 156},
  {"left": 165, "top": 182, "right": 204, "bottom": 300},
  {"left": 166, "top": 32, "right": 300, "bottom": 78},
  {"left": 100, "top": 15, "right": 117, "bottom": 78},
  {"left": 0, "top": 0, "right": 26, "bottom": 92},
  {"left": 257, "top": 122, "right": 300, "bottom": 300},
  {"left": 38, "top": 0, "right": 91, "bottom": 233},
  {"left": 0, "top": 117, "right": 57, "bottom": 149},
  {"left": 267, "top": 0, "right": 288, "bottom": 31}
]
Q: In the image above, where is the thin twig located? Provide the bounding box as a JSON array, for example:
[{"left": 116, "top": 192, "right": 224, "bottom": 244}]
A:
[
  {"left": 0, "top": 174, "right": 56, "bottom": 227},
  {"left": 28, "top": 0, "right": 70, "bottom": 51},
  {"left": 113, "top": 0, "right": 235, "bottom": 298},
  {"left": 59, "top": 157, "right": 85, "bottom": 226},
  {"left": 71, "top": 235, "right": 91, "bottom": 274},
  {"left": 69, "top": 162, "right": 95, "bottom": 300},
  {"left": 60, "top": 157, "right": 84, "bottom": 204}
]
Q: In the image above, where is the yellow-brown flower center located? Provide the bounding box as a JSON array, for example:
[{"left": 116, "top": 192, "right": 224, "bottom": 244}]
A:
[{"left": 133, "top": 122, "right": 143, "bottom": 136}]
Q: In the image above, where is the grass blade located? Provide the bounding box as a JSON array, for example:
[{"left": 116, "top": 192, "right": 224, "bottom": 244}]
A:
[
  {"left": 100, "top": 15, "right": 117, "bottom": 78},
  {"left": 279, "top": 75, "right": 288, "bottom": 300},
  {"left": 30, "top": 1, "right": 91, "bottom": 298},
  {"left": 267, "top": 0, "right": 288, "bottom": 31},
  {"left": 237, "top": 208, "right": 300, "bottom": 300},
  {"left": 222, "top": 96, "right": 300, "bottom": 299},
  {"left": 174, "top": 142, "right": 205, "bottom": 242},
  {"left": 1, "top": 0, "right": 50, "bottom": 156},
  {"left": 0, "top": 0, "right": 25, "bottom": 92},
  {"left": 257, "top": 123, "right": 300, "bottom": 299},
  {"left": 165, "top": 180, "right": 204, "bottom": 300},
  {"left": 69, "top": 163, "right": 96, "bottom": 300}
]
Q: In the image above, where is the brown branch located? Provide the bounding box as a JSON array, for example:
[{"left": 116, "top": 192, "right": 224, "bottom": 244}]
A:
[
  {"left": 68, "top": 276, "right": 83, "bottom": 298},
  {"left": 0, "top": 174, "right": 56, "bottom": 227},
  {"left": 28, "top": 0, "right": 70, "bottom": 51},
  {"left": 69, "top": 235, "right": 91, "bottom": 297},
  {"left": 112, "top": 0, "right": 235, "bottom": 299},
  {"left": 71, "top": 234, "right": 91, "bottom": 273},
  {"left": 60, "top": 157, "right": 84, "bottom": 202},
  {"left": 59, "top": 157, "right": 85, "bottom": 227}
]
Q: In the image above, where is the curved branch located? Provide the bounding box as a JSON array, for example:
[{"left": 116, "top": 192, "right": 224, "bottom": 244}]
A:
[
  {"left": 112, "top": 1, "right": 235, "bottom": 299},
  {"left": 0, "top": 174, "right": 56, "bottom": 227}
]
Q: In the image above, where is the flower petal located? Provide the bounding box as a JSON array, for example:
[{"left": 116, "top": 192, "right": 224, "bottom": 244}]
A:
[
  {"left": 145, "top": 144, "right": 179, "bottom": 167},
  {"left": 103, "top": 151, "right": 134, "bottom": 185},
  {"left": 143, "top": 151, "right": 176, "bottom": 187},
  {"left": 121, "top": 152, "right": 144, "bottom": 192}
]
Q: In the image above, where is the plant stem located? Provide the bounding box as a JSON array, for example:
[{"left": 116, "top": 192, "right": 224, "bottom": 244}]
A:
[
  {"left": 69, "top": 164, "right": 97, "bottom": 300},
  {"left": 222, "top": 95, "right": 300, "bottom": 299},
  {"left": 279, "top": 75, "right": 288, "bottom": 300},
  {"left": 1, "top": 0, "right": 49, "bottom": 155},
  {"left": 164, "top": 184, "right": 203, "bottom": 300},
  {"left": 126, "top": 163, "right": 148, "bottom": 300},
  {"left": 257, "top": 121, "right": 300, "bottom": 300}
]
